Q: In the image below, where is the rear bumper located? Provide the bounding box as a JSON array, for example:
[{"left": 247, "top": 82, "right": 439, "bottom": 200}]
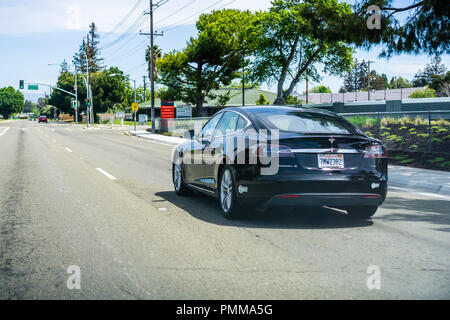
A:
[
  {"left": 265, "top": 193, "right": 384, "bottom": 207},
  {"left": 234, "top": 173, "right": 388, "bottom": 208}
]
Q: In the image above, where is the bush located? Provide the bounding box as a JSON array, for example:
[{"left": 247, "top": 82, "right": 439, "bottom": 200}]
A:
[{"left": 408, "top": 87, "right": 437, "bottom": 98}]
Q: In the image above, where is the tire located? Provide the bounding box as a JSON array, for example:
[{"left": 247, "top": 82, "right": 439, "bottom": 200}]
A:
[
  {"left": 173, "top": 163, "right": 192, "bottom": 196},
  {"left": 219, "top": 166, "right": 244, "bottom": 219},
  {"left": 346, "top": 206, "right": 378, "bottom": 219}
]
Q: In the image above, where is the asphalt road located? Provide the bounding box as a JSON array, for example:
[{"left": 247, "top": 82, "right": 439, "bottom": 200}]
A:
[{"left": 0, "top": 120, "right": 449, "bottom": 299}]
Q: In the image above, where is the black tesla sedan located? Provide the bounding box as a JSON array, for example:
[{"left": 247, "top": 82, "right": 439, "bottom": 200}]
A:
[{"left": 172, "top": 106, "right": 388, "bottom": 219}]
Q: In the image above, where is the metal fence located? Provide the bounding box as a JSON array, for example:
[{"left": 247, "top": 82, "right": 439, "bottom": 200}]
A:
[
  {"left": 339, "top": 110, "right": 450, "bottom": 155},
  {"left": 155, "top": 110, "right": 450, "bottom": 156}
]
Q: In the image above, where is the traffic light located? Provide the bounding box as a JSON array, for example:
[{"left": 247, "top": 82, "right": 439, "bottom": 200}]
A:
[
  {"left": 19, "top": 80, "right": 24, "bottom": 89},
  {"left": 72, "top": 100, "right": 77, "bottom": 109}
]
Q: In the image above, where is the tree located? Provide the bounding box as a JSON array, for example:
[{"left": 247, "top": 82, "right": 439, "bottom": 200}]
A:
[
  {"left": 310, "top": 85, "right": 331, "bottom": 93},
  {"left": 73, "top": 22, "right": 104, "bottom": 73},
  {"left": 0, "top": 86, "right": 24, "bottom": 119},
  {"left": 90, "top": 67, "right": 133, "bottom": 119},
  {"left": 250, "top": 0, "right": 354, "bottom": 105},
  {"left": 60, "top": 60, "right": 69, "bottom": 73},
  {"left": 256, "top": 93, "right": 270, "bottom": 105},
  {"left": 23, "top": 100, "right": 37, "bottom": 113},
  {"left": 48, "top": 71, "right": 85, "bottom": 115},
  {"left": 343, "top": 59, "right": 369, "bottom": 92},
  {"left": 413, "top": 56, "right": 447, "bottom": 87},
  {"left": 352, "top": 1, "right": 449, "bottom": 57},
  {"left": 389, "top": 76, "right": 413, "bottom": 89},
  {"left": 157, "top": 9, "right": 254, "bottom": 116},
  {"left": 408, "top": 87, "right": 437, "bottom": 98},
  {"left": 368, "top": 70, "right": 389, "bottom": 90},
  {"left": 145, "top": 45, "right": 162, "bottom": 80},
  {"left": 430, "top": 71, "right": 450, "bottom": 97}
]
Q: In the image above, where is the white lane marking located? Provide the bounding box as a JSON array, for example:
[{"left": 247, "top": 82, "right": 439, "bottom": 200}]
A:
[
  {"left": 65, "top": 148, "right": 72, "bottom": 153},
  {"left": 51, "top": 129, "right": 55, "bottom": 131},
  {"left": 0, "top": 127, "right": 9, "bottom": 137},
  {"left": 21, "top": 128, "right": 26, "bottom": 131},
  {"left": 52, "top": 139, "right": 56, "bottom": 143},
  {"left": 389, "top": 186, "right": 450, "bottom": 200},
  {"left": 96, "top": 168, "right": 117, "bottom": 180},
  {"left": 158, "top": 208, "right": 168, "bottom": 211}
]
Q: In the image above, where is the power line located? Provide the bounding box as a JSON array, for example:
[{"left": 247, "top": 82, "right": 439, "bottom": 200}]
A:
[
  {"left": 102, "top": 0, "right": 144, "bottom": 40},
  {"left": 160, "top": 0, "right": 228, "bottom": 32},
  {"left": 153, "top": 0, "right": 198, "bottom": 25},
  {"left": 103, "top": 13, "right": 147, "bottom": 49}
]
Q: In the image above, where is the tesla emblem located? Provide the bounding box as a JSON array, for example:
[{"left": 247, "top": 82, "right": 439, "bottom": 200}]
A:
[{"left": 329, "top": 137, "right": 335, "bottom": 152}]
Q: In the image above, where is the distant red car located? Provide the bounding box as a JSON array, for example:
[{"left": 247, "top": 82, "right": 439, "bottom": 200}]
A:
[{"left": 38, "top": 116, "right": 47, "bottom": 123}]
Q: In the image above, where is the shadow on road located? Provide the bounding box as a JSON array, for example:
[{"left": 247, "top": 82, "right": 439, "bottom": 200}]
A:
[
  {"left": 155, "top": 191, "right": 374, "bottom": 230},
  {"left": 377, "top": 196, "right": 450, "bottom": 232}
]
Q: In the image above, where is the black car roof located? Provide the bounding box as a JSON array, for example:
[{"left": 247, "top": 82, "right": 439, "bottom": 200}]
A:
[{"left": 223, "top": 106, "right": 338, "bottom": 118}]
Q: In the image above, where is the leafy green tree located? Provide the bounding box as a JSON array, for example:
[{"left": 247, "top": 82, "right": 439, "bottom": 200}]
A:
[
  {"left": 256, "top": 93, "right": 270, "bottom": 105},
  {"left": 310, "top": 85, "right": 331, "bottom": 93},
  {"left": 48, "top": 71, "right": 85, "bottom": 115},
  {"left": 90, "top": 67, "right": 133, "bottom": 119},
  {"left": 389, "top": 76, "right": 413, "bottom": 89},
  {"left": 23, "top": 100, "right": 37, "bottom": 113},
  {"left": 413, "top": 56, "right": 447, "bottom": 87},
  {"left": 430, "top": 71, "right": 450, "bottom": 97},
  {"left": 157, "top": 9, "right": 254, "bottom": 116},
  {"left": 408, "top": 87, "right": 437, "bottom": 98},
  {"left": 352, "top": 1, "right": 449, "bottom": 57},
  {"left": 250, "top": 0, "right": 354, "bottom": 105},
  {"left": 0, "top": 86, "right": 24, "bottom": 119}
]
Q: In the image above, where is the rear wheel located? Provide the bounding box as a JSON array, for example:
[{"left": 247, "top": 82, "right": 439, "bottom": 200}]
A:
[
  {"left": 173, "top": 163, "right": 192, "bottom": 196},
  {"left": 219, "top": 166, "right": 244, "bottom": 219},
  {"left": 346, "top": 206, "right": 378, "bottom": 219}
]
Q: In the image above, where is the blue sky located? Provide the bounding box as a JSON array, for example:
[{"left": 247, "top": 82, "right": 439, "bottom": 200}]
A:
[{"left": 0, "top": 0, "right": 448, "bottom": 102}]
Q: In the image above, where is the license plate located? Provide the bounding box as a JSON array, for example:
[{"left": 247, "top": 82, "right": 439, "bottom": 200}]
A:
[{"left": 318, "top": 154, "right": 344, "bottom": 169}]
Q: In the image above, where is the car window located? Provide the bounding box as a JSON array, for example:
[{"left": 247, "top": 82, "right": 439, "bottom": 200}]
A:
[
  {"left": 214, "top": 112, "right": 240, "bottom": 137},
  {"left": 200, "top": 113, "right": 223, "bottom": 139},
  {"left": 236, "top": 115, "right": 248, "bottom": 131},
  {"left": 258, "top": 111, "right": 357, "bottom": 134}
]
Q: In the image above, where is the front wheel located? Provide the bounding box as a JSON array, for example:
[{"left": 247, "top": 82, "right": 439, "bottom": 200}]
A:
[
  {"left": 346, "top": 206, "right": 378, "bottom": 219},
  {"left": 219, "top": 166, "right": 244, "bottom": 219},
  {"left": 173, "top": 163, "right": 192, "bottom": 196}
]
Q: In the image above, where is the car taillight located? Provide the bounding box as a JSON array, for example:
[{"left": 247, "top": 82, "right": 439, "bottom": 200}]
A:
[
  {"left": 257, "top": 144, "right": 294, "bottom": 158},
  {"left": 364, "top": 145, "right": 387, "bottom": 158}
]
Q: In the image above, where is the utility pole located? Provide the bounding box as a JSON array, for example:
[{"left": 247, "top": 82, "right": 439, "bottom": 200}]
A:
[
  {"left": 367, "top": 60, "right": 373, "bottom": 101},
  {"left": 74, "top": 70, "right": 78, "bottom": 125},
  {"left": 242, "top": 56, "right": 245, "bottom": 106},
  {"left": 140, "top": 0, "right": 164, "bottom": 133},
  {"left": 306, "top": 72, "right": 309, "bottom": 105},
  {"left": 86, "top": 34, "right": 90, "bottom": 127},
  {"left": 143, "top": 76, "right": 147, "bottom": 102}
]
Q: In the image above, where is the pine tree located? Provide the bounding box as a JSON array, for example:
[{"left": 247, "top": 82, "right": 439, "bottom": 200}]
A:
[
  {"left": 60, "top": 60, "right": 69, "bottom": 73},
  {"left": 343, "top": 59, "right": 369, "bottom": 92},
  {"left": 72, "top": 22, "right": 104, "bottom": 73},
  {"left": 413, "top": 56, "right": 447, "bottom": 87}
]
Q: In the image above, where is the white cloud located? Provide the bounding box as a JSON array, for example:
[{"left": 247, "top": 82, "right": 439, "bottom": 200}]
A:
[{"left": 66, "top": 5, "right": 81, "bottom": 30}]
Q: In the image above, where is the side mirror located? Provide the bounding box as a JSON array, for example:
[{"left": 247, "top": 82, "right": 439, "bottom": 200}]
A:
[{"left": 184, "top": 129, "right": 195, "bottom": 140}]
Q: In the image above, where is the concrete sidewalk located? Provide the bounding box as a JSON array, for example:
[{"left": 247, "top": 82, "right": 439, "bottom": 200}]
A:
[
  {"left": 389, "top": 165, "right": 450, "bottom": 196},
  {"left": 128, "top": 130, "right": 450, "bottom": 196}
]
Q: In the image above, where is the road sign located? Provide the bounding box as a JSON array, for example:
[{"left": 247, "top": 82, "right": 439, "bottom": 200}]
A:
[
  {"left": 116, "top": 111, "right": 125, "bottom": 119},
  {"left": 28, "top": 84, "right": 38, "bottom": 90},
  {"left": 176, "top": 105, "right": 192, "bottom": 118},
  {"left": 139, "top": 114, "right": 148, "bottom": 125},
  {"left": 132, "top": 102, "right": 139, "bottom": 112}
]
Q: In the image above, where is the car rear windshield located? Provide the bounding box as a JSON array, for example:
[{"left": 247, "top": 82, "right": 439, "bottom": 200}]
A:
[{"left": 257, "top": 111, "right": 357, "bottom": 134}]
